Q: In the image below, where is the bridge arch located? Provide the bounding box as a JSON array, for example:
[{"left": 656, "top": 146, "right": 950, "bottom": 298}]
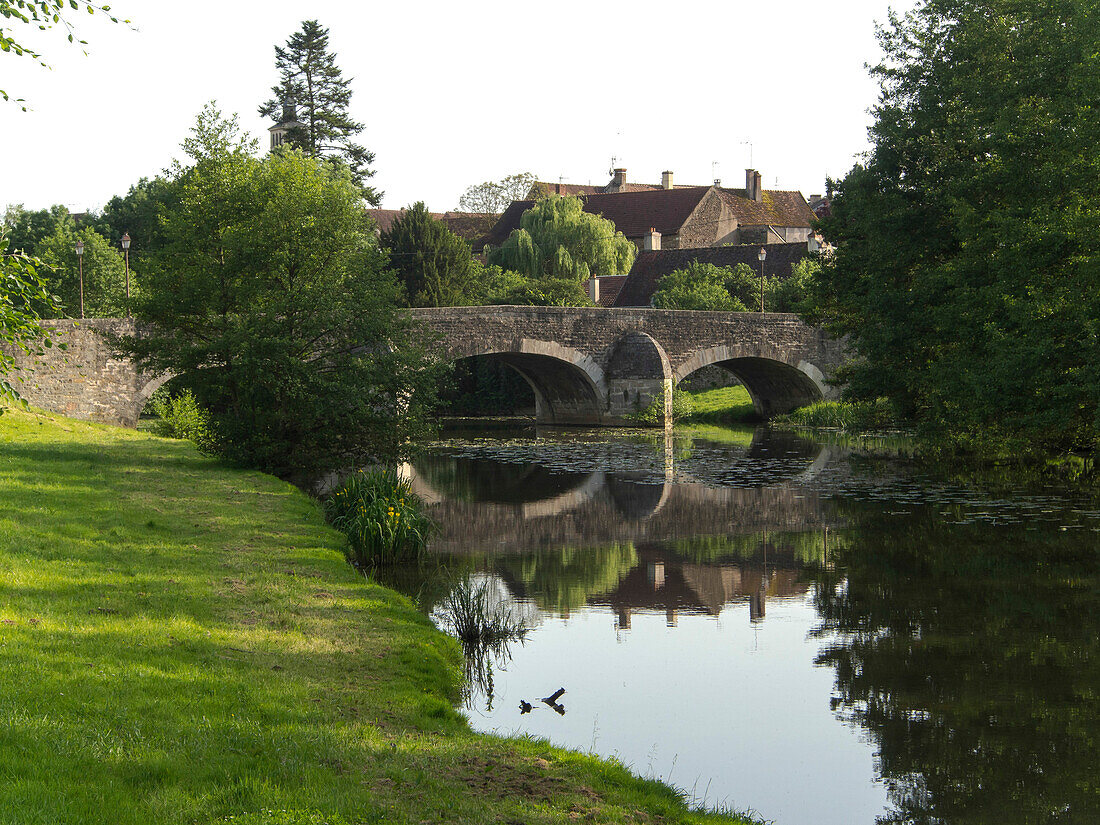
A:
[
  {"left": 444, "top": 339, "right": 607, "bottom": 426},
  {"left": 674, "top": 344, "right": 828, "bottom": 417}
]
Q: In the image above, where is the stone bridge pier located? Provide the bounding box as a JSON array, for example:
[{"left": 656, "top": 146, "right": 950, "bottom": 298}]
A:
[{"left": 411, "top": 306, "right": 846, "bottom": 428}]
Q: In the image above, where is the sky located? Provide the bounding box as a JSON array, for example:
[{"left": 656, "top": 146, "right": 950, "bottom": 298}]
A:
[{"left": 1, "top": 0, "right": 916, "bottom": 217}]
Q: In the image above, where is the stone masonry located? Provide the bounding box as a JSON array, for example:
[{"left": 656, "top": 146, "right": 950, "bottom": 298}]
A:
[
  {"left": 8, "top": 309, "right": 846, "bottom": 428},
  {"left": 411, "top": 306, "right": 846, "bottom": 426},
  {"left": 4, "top": 319, "right": 168, "bottom": 427}
]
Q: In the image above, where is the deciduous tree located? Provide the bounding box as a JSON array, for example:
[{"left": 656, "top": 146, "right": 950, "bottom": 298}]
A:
[
  {"left": 811, "top": 0, "right": 1100, "bottom": 455},
  {"left": 120, "top": 106, "right": 441, "bottom": 476}
]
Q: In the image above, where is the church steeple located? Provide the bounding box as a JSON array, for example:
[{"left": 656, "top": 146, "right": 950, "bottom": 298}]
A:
[{"left": 268, "top": 94, "right": 302, "bottom": 150}]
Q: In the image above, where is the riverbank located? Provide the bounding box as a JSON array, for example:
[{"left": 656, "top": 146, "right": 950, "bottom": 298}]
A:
[{"left": 0, "top": 408, "right": 752, "bottom": 825}]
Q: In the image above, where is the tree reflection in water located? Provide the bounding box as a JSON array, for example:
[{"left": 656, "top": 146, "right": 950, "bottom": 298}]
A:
[{"left": 810, "top": 503, "right": 1100, "bottom": 824}]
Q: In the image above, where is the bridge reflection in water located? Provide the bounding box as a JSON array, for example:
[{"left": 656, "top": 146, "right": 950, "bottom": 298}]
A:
[{"left": 398, "top": 426, "right": 840, "bottom": 630}]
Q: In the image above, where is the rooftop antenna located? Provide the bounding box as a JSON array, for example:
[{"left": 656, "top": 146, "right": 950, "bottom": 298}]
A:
[
  {"left": 712, "top": 160, "right": 721, "bottom": 186},
  {"left": 740, "top": 140, "right": 754, "bottom": 168},
  {"left": 608, "top": 155, "right": 617, "bottom": 176}
]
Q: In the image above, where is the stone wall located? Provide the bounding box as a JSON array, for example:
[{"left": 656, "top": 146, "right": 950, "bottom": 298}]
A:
[{"left": 4, "top": 319, "right": 165, "bottom": 427}]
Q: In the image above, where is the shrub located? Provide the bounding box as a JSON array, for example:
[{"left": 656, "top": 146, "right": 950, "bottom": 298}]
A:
[
  {"left": 147, "top": 388, "right": 214, "bottom": 452},
  {"left": 323, "top": 469, "right": 433, "bottom": 566},
  {"left": 629, "top": 388, "right": 694, "bottom": 426}
]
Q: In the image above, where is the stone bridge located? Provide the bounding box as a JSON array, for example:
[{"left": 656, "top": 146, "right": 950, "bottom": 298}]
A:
[
  {"left": 411, "top": 306, "right": 845, "bottom": 426},
  {"left": 5, "top": 308, "right": 846, "bottom": 427}
]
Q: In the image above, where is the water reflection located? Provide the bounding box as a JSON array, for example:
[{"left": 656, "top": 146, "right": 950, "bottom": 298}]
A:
[{"left": 383, "top": 425, "right": 1100, "bottom": 825}]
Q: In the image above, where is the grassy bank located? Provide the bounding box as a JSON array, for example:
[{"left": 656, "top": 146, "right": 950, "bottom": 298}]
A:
[
  {"left": 0, "top": 408, "right": 751, "bottom": 825},
  {"left": 679, "top": 387, "right": 757, "bottom": 425}
]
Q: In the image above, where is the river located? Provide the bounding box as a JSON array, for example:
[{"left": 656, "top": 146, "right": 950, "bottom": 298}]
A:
[{"left": 379, "top": 425, "right": 1100, "bottom": 825}]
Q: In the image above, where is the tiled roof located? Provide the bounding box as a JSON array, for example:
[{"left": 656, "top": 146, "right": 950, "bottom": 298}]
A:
[
  {"left": 530, "top": 181, "right": 703, "bottom": 197},
  {"left": 716, "top": 189, "right": 816, "bottom": 228},
  {"left": 589, "top": 275, "right": 629, "bottom": 307},
  {"left": 483, "top": 187, "right": 711, "bottom": 248},
  {"left": 612, "top": 243, "right": 812, "bottom": 308}
]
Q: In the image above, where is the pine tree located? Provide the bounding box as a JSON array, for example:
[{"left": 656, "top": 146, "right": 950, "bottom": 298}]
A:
[{"left": 259, "top": 20, "right": 379, "bottom": 204}]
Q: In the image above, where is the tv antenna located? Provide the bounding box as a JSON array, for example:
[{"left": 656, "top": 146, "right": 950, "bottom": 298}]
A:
[
  {"left": 740, "top": 140, "right": 754, "bottom": 168},
  {"left": 712, "top": 160, "right": 721, "bottom": 186}
]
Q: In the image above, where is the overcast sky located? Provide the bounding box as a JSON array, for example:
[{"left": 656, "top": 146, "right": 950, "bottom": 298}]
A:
[{"left": 1, "top": 0, "right": 916, "bottom": 216}]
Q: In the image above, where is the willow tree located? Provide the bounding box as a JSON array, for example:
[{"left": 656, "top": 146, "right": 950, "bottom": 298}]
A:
[{"left": 485, "top": 195, "right": 635, "bottom": 305}]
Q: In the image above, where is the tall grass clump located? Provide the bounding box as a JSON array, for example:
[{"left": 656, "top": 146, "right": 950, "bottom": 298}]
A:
[
  {"left": 435, "top": 578, "right": 530, "bottom": 710},
  {"left": 147, "top": 387, "right": 215, "bottom": 452},
  {"left": 323, "top": 469, "right": 433, "bottom": 567},
  {"left": 630, "top": 388, "right": 694, "bottom": 426},
  {"left": 775, "top": 398, "right": 897, "bottom": 432}
]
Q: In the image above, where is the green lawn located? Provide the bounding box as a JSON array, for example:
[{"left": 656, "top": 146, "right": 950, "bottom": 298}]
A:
[
  {"left": 680, "top": 386, "right": 757, "bottom": 424},
  {"left": 0, "top": 408, "right": 750, "bottom": 825}
]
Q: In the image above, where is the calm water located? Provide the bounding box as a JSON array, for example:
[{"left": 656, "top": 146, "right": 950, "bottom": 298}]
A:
[{"left": 382, "top": 426, "right": 1100, "bottom": 825}]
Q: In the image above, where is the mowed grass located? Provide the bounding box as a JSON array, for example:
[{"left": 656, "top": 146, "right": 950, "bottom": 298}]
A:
[
  {"left": 0, "top": 408, "right": 751, "bottom": 825},
  {"left": 681, "top": 386, "right": 757, "bottom": 425}
]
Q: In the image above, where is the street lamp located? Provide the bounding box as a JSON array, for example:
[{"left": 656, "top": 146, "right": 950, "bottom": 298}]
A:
[
  {"left": 757, "top": 246, "right": 767, "bottom": 313},
  {"left": 121, "top": 233, "right": 131, "bottom": 313},
  {"left": 75, "top": 239, "right": 85, "bottom": 319}
]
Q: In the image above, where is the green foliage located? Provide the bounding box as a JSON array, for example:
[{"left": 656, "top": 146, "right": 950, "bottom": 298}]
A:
[
  {"left": 486, "top": 195, "right": 634, "bottom": 286},
  {"left": 323, "top": 470, "right": 433, "bottom": 566},
  {"left": 773, "top": 398, "right": 897, "bottom": 432},
  {"left": 0, "top": 230, "right": 61, "bottom": 409},
  {"left": 440, "top": 358, "right": 533, "bottom": 416},
  {"left": 380, "top": 202, "right": 479, "bottom": 307},
  {"left": 457, "top": 172, "right": 536, "bottom": 214},
  {"left": 258, "top": 20, "right": 378, "bottom": 203},
  {"left": 629, "top": 388, "right": 693, "bottom": 426},
  {"left": 119, "top": 104, "right": 443, "bottom": 477},
  {"left": 810, "top": 0, "right": 1100, "bottom": 456},
  {"left": 436, "top": 578, "right": 528, "bottom": 647},
  {"left": 0, "top": 1, "right": 126, "bottom": 106},
  {"left": 36, "top": 221, "right": 129, "bottom": 317},
  {"left": 499, "top": 544, "right": 639, "bottom": 611},
  {"left": 147, "top": 387, "right": 214, "bottom": 451},
  {"left": 94, "top": 176, "right": 180, "bottom": 272},
  {"left": 652, "top": 258, "right": 821, "bottom": 313},
  {"left": 652, "top": 262, "right": 754, "bottom": 311},
  {"left": 477, "top": 263, "right": 591, "bottom": 307}
]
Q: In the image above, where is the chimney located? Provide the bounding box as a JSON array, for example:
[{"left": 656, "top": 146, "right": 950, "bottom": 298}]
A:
[
  {"left": 587, "top": 278, "right": 600, "bottom": 304},
  {"left": 643, "top": 227, "right": 661, "bottom": 251},
  {"left": 611, "top": 167, "right": 627, "bottom": 192},
  {"left": 662, "top": 170, "right": 674, "bottom": 190},
  {"left": 746, "top": 168, "right": 763, "bottom": 202}
]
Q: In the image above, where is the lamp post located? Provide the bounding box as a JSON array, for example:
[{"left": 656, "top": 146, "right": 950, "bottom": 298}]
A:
[
  {"left": 757, "top": 246, "right": 767, "bottom": 313},
  {"left": 75, "top": 239, "right": 85, "bottom": 319},
  {"left": 121, "top": 233, "right": 131, "bottom": 314}
]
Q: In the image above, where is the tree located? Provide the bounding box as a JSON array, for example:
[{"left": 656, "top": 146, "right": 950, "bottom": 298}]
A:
[
  {"left": 457, "top": 172, "right": 538, "bottom": 231},
  {"left": 258, "top": 20, "right": 378, "bottom": 204},
  {"left": 2, "top": 203, "right": 70, "bottom": 253},
  {"left": 0, "top": 1, "right": 125, "bottom": 105},
  {"left": 651, "top": 262, "right": 756, "bottom": 311},
  {"left": 95, "top": 175, "right": 181, "bottom": 271},
  {"left": 120, "top": 106, "right": 442, "bottom": 477},
  {"left": 36, "top": 222, "right": 128, "bottom": 317},
  {"left": 810, "top": 0, "right": 1100, "bottom": 455},
  {"left": 380, "top": 203, "right": 479, "bottom": 307},
  {"left": 0, "top": 230, "right": 61, "bottom": 409},
  {"left": 486, "top": 194, "right": 634, "bottom": 290}
]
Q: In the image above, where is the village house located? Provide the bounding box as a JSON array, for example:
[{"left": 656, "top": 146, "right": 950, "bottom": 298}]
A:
[{"left": 484, "top": 167, "right": 817, "bottom": 253}]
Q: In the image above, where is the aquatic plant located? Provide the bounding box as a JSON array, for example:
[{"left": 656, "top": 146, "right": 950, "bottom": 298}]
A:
[
  {"left": 434, "top": 578, "right": 530, "bottom": 711},
  {"left": 323, "top": 469, "right": 433, "bottom": 566}
]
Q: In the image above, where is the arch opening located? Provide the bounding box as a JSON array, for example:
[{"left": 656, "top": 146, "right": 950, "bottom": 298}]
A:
[
  {"left": 439, "top": 348, "right": 605, "bottom": 426},
  {"left": 677, "top": 355, "right": 824, "bottom": 418}
]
